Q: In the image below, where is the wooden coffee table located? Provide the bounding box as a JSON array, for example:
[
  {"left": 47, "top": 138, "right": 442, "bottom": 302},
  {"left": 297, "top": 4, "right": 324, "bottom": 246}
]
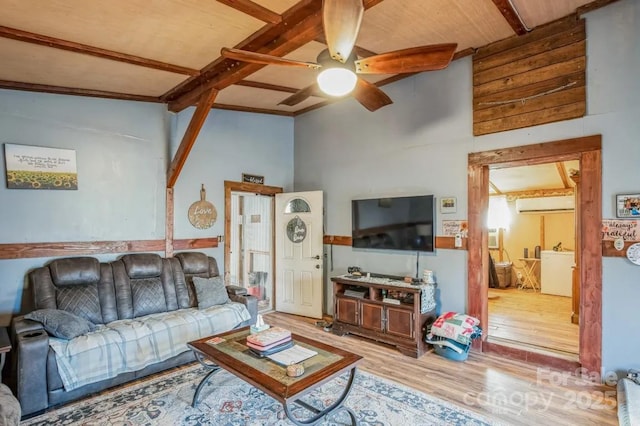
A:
[{"left": 188, "top": 326, "right": 363, "bottom": 426}]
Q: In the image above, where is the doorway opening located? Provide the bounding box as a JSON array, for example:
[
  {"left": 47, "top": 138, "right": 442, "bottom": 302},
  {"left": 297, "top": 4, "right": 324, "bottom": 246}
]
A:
[
  {"left": 467, "top": 135, "right": 602, "bottom": 373},
  {"left": 486, "top": 162, "right": 579, "bottom": 360},
  {"left": 224, "top": 181, "right": 282, "bottom": 313}
]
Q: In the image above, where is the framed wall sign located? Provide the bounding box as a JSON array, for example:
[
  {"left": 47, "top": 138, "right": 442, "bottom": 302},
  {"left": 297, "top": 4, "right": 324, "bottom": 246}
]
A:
[
  {"left": 4, "top": 143, "right": 78, "bottom": 190},
  {"left": 242, "top": 173, "right": 264, "bottom": 185},
  {"left": 440, "top": 197, "right": 457, "bottom": 214},
  {"left": 616, "top": 194, "right": 640, "bottom": 218}
]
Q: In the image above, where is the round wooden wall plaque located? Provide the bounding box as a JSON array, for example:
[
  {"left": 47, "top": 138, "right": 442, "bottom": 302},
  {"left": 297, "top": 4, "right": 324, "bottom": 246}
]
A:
[{"left": 188, "top": 185, "right": 217, "bottom": 229}]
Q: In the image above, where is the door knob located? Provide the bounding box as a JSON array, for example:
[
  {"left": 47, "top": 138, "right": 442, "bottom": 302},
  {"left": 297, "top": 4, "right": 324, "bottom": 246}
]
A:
[
  {"left": 313, "top": 255, "right": 320, "bottom": 259},
  {"left": 315, "top": 264, "right": 321, "bottom": 269}
]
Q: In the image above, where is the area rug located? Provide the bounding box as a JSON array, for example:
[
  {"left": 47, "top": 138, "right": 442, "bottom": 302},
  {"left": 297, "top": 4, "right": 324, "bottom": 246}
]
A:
[{"left": 22, "top": 363, "right": 494, "bottom": 425}]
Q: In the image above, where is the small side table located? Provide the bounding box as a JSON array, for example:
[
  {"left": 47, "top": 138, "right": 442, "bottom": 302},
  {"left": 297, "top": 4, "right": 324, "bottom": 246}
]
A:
[{"left": 0, "top": 327, "right": 11, "bottom": 380}]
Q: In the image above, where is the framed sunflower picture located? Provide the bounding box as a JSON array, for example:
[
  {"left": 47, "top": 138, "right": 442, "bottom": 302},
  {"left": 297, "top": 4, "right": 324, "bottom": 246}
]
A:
[{"left": 4, "top": 143, "right": 78, "bottom": 190}]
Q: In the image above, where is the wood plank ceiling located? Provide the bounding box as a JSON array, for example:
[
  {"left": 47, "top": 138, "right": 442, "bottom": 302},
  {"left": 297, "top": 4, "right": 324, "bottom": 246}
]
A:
[{"left": 0, "top": 0, "right": 616, "bottom": 116}]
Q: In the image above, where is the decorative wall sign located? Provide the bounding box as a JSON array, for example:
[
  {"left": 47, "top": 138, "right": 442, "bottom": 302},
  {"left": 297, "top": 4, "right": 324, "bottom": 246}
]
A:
[
  {"left": 440, "top": 197, "right": 457, "bottom": 214},
  {"left": 188, "top": 184, "right": 217, "bottom": 229},
  {"left": 286, "top": 216, "right": 307, "bottom": 243},
  {"left": 616, "top": 194, "right": 640, "bottom": 218},
  {"left": 442, "top": 220, "right": 468, "bottom": 237},
  {"left": 242, "top": 173, "right": 264, "bottom": 185},
  {"left": 602, "top": 219, "right": 639, "bottom": 241},
  {"left": 4, "top": 143, "right": 77, "bottom": 190}
]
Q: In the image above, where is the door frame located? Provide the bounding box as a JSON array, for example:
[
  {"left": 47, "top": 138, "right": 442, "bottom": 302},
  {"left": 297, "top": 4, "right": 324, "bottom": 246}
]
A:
[
  {"left": 224, "top": 181, "right": 283, "bottom": 301},
  {"left": 467, "top": 135, "right": 602, "bottom": 373}
]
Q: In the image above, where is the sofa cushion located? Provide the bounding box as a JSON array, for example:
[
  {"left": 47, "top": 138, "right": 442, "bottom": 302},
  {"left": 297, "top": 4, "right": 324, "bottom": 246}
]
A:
[
  {"left": 193, "top": 276, "right": 229, "bottom": 309},
  {"left": 131, "top": 278, "right": 168, "bottom": 317},
  {"left": 49, "top": 257, "right": 100, "bottom": 286},
  {"left": 25, "top": 309, "right": 96, "bottom": 339},
  {"left": 121, "top": 254, "right": 163, "bottom": 279}
]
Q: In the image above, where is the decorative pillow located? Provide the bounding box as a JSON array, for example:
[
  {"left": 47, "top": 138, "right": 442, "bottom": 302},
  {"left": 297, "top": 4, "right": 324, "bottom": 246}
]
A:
[
  {"left": 192, "top": 276, "right": 229, "bottom": 309},
  {"left": 25, "top": 309, "right": 96, "bottom": 339}
]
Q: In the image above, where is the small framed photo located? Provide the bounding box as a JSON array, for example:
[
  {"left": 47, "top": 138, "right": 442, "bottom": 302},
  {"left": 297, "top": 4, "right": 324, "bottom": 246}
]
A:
[
  {"left": 440, "top": 197, "right": 457, "bottom": 214},
  {"left": 488, "top": 228, "right": 499, "bottom": 249},
  {"left": 616, "top": 194, "right": 640, "bottom": 218}
]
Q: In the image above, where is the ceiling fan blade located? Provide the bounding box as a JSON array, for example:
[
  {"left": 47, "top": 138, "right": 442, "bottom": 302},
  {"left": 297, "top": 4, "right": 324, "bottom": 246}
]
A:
[
  {"left": 351, "top": 78, "right": 393, "bottom": 112},
  {"left": 323, "top": 0, "right": 364, "bottom": 63},
  {"left": 278, "top": 84, "right": 324, "bottom": 106},
  {"left": 221, "top": 47, "right": 321, "bottom": 69},
  {"left": 355, "top": 43, "right": 458, "bottom": 74}
]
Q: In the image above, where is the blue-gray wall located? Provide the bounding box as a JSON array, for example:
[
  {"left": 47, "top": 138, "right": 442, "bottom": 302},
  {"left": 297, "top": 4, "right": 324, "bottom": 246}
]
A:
[
  {"left": 293, "top": 0, "right": 639, "bottom": 374},
  {"left": 0, "top": 92, "right": 293, "bottom": 324}
]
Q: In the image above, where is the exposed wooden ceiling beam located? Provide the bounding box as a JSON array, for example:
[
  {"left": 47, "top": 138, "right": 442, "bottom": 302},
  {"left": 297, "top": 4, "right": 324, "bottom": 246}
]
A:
[
  {"left": 216, "top": 0, "right": 282, "bottom": 24},
  {"left": 165, "top": 0, "right": 385, "bottom": 112},
  {"left": 0, "top": 25, "right": 199, "bottom": 77},
  {"left": 498, "top": 187, "right": 575, "bottom": 199},
  {"left": 167, "top": 89, "right": 219, "bottom": 188},
  {"left": 0, "top": 80, "right": 160, "bottom": 103},
  {"left": 489, "top": 181, "right": 502, "bottom": 194},
  {"left": 235, "top": 80, "right": 304, "bottom": 94},
  {"left": 555, "top": 161, "right": 572, "bottom": 188},
  {"left": 490, "top": 0, "right": 529, "bottom": 35},
  {"left": 577, "top": 0, "right": 622, "bottom": 16},
  {"left": 212, "top": 103, "right": 295, "bottom": 117}
]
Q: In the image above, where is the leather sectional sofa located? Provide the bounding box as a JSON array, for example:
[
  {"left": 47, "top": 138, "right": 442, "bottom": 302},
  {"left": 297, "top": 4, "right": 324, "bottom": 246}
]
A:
[{"left": 8, "top": 251, "right": 258, "bottom": 418}]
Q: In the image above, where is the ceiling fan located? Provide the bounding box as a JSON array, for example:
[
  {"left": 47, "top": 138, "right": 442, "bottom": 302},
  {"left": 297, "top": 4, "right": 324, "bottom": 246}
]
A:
[{"left": 221, "top": 0, "right": 457, "bottom": 112}]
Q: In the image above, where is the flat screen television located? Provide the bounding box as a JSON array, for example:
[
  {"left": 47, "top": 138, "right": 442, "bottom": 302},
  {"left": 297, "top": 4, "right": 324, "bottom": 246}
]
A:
[{"left": 352, "top": 195, "right": 435, "bottom": 252}]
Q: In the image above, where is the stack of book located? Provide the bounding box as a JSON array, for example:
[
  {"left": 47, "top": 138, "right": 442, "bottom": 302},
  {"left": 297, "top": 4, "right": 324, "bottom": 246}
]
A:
[{"left": 246, "top": 326, "right": 293, "bottom": 357}]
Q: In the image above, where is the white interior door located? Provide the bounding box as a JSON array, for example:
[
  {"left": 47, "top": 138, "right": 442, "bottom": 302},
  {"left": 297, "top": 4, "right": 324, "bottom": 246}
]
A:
[{"left": 275, "top": 191, "right": 323, "bottom": 319}]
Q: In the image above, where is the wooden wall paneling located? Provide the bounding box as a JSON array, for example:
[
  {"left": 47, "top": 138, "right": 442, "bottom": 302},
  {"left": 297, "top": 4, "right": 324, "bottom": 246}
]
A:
[
  {"left": 472, "top": 18, "right": 586, "bottom": 136},
  {"left": 602, "top": 240, "right": 639, "bottom": 257},
  {"left": 323, "top": 236, "right": 352, "bottom": 246},
  {"left": 579, "top": 149, "right": 602, "bottom": 374},
  {"left": 0, "top": 238, "right": 217, "bottom": 260},
  {"left": 321, "top": 235, "right": 468, "bottom": 250},
  {"left": 473, "top": 19, "right": 585, "bottom": 73}
]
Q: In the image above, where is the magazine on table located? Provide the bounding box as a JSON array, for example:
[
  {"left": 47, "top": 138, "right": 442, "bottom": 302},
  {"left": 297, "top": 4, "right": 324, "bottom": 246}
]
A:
[{"left": 267, "top": 344, "right": 318, "bottom": 365}]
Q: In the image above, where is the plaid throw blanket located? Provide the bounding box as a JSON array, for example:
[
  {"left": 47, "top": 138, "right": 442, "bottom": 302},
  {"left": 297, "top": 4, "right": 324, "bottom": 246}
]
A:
[{"left": 49, "top": 302, "right": 250, "bottom": 391}]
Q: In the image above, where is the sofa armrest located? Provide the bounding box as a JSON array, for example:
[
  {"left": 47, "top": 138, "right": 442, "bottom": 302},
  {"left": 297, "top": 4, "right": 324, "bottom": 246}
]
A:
[
  {"left": 228, "top": 293, "right": 258, "bottom": 326},
  {"left": 10, "top": 316, "right": 51, "bottom": 416}
]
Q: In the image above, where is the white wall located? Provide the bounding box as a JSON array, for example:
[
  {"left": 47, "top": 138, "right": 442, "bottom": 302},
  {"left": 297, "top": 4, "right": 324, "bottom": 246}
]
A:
[
  {"left": 293, "top": 0, "right": 640, "bottom": 373},
  {"left": 0, "top": 92, "right": 293, "bottom": 324}
]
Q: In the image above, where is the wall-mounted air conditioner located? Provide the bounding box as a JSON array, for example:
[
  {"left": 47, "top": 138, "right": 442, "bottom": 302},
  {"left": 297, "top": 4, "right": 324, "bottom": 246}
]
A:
[{"left": 515, "top": 195, "right": 575, "bottom": 214}]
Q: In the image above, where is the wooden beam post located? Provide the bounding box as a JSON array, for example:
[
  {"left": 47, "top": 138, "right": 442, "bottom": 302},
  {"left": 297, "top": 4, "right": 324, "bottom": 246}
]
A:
[
  {"left": 166, "top": 88, "right": 219, "bottom": 188},
  {"left": 166, "top": 187, "right": 174, "bottom": 258}
]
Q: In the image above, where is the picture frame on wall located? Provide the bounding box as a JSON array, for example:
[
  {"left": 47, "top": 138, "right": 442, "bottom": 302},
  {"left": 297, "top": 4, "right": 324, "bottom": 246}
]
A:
[
  {"left": 488, "top": 228, "right": 499, "bottom": 249},
  {"left": 616, "top": 194, "right": 640, "bottom": 218},
  {"left": 4, "top": 143, "right": 78, "bottom": 190},
  {"left": 440, "top": 197, "right": 457, "bottom": 214}
]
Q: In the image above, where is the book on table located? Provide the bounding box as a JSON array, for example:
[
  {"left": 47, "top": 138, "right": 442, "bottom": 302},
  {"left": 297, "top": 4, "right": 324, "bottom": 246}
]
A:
[{"left": 246, "top": 326, "right": 292, "bottom": 347}]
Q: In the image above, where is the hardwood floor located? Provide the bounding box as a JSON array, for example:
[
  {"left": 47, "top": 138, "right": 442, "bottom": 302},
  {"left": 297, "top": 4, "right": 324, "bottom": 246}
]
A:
[
  {"left": 488, "top": 287, "right": 579, "bottom": 357},
  {"left": 264, "top": 311, "right": 617, "bottom": 425}
]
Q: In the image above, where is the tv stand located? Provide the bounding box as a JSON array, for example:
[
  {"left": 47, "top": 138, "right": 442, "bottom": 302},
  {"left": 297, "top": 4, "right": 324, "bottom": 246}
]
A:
[{"left": 331, "top": 274, "right": 436, "bottom": 358}]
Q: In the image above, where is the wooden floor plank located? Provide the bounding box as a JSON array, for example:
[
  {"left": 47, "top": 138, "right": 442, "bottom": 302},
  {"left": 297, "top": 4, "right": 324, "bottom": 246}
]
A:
[
  {"left": 264, "top": 311, "right": 616, "bottom": 425},
  {"left": 488, "top": 287, "right": 579, "bottom": 354}
]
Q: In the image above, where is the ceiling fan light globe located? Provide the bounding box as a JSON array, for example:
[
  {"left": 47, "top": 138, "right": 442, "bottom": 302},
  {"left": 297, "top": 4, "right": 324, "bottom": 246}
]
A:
[{"left": 317, "top": 68, "right": 357, "bottom": 97}]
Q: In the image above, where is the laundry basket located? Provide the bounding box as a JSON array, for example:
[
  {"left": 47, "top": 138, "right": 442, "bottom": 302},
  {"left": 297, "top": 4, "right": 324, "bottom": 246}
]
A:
[
  {"left": 425, "top": 312, "right": 482, "bottom": 361},
  {"left": 429, "top": 336, "right": 473, "bottom": 361}
]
